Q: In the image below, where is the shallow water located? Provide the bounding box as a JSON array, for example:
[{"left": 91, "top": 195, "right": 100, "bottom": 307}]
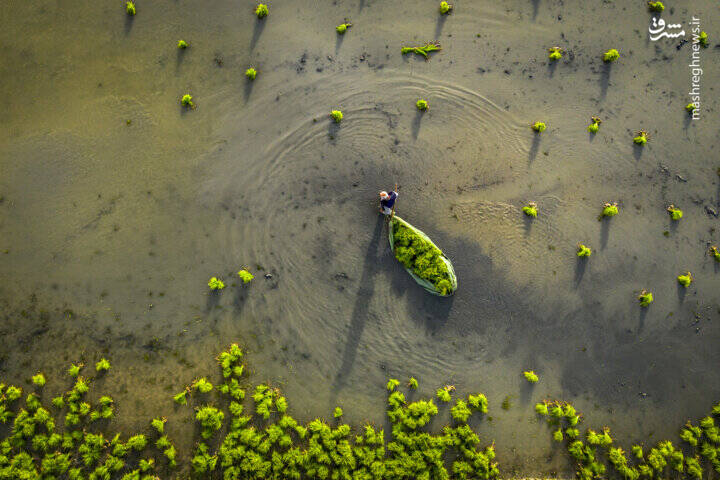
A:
[{"left": 1, "top": 0, "right": 719, "bottom": 476}]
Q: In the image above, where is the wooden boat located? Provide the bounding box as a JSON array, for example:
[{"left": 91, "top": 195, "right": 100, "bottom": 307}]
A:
[{"left": 388, "top": 216, "right": 457, "bottom": 296}]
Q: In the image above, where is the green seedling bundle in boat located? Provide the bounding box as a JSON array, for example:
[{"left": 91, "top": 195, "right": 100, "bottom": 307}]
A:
[{"left": 389, "top": 216, "right": 457, "bottom": 296}]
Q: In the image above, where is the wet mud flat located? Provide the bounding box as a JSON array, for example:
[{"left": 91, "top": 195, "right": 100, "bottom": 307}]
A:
[{"left": 1, "top": 0, "right": 720, "bottom": 476}]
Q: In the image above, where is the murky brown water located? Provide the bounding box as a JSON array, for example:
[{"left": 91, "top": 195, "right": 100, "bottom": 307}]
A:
[{"left": 1, "top": 0, "right": 719, "bottom": 476}]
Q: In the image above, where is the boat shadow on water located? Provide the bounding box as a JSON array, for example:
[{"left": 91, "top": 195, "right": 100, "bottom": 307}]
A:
[{"left": 332, "top": 215, "right": 386, "bottom": 392}]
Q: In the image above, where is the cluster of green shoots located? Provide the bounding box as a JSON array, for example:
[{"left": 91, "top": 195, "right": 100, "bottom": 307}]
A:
[
  {"left": 177, "top": 39, "right": 188, "bottom": 49},
  {"left": 522, "top": 202, "right": 538, "bottom": 218},
  {"left": 647, "top": 1, "right": 664, "bottom": 12},
  {"left": 126, "top": 1, "right": 136, "bottom": 16},
  {"left": 600, "top": 202, "right": 619, "bottom": 219},
  {"left": 523, "top": 371, "right": 539, "bottom": 383},
  {"left": 667, "top": 204, "right": 683, "bottom": 221},
  {"left": 544, "top": 397, "right": 720, "bottom": 480},
  {"left": 531, "top": 121, "right": 546, "bottom": 133},
  {"left": 181, "top": 94, "right": 194, "bottom": 108},
  {"left": 548, "top": 47, "right": 563, "bottom": 61},
  {"left": 255, "top": 3, "right": 268, "bottom": 19},
  {"left": 0, "top": 358, "right": 178, "bottom": 478},
  {"left": 416, "top": 99, "right": 429, "bottom": 111},
  {"left": 638, "top": 289, "right": 654, "bottom": 307},
  {"left": 330, "top": 110, "right": 343, "bottom": 123},
  {"left": 245, "top": 67, "right": 257, "bottom": 81},
  {"left": 633, "top": 130, "right": 649, "bottom": 145},
  {"left": 710, "top": 246, "right": 720, "bottom": 262},
  {"left": 401, "top": 42, "right": 442, "bottom": 60},
  {"left": 391, "top": 218, "right": 455, "bottom": 295},
  {"left": 437, "top": 385, "right": 455, "bottom": 402},
  {"left": 95, "top": 358, "right": 111, "bottom": 373},
  {"left": 183, "top": 346, "right": 502, "bottom": 478},
  {"left": 699, "top": 31, "right": 709, "bottom": 48},
  {"left": 686, "top": 103, "right": 698, "bottom": 114},
  {"left": 208, "top": 276, "right": 225, "bottom": 290},
  {"left": 439, "top": 1, "right": 453, "bottom": 14},
  {"left": 577, "top": 244, "right": 592, "bottom": 258},
  {"left": 587, "top": 116, "right": 602, "bottom": 134},
  {"left": 677, "top": 271, "right": 693, "bottom": 287},
  {"left": 238, "top": 269, "right": 255, "bottom": 283},
  {"left": 336, "top": 20, "right": 352, "bottom": 34},
  {"left": 603, "top": 49, "right": 620, "bottom": 62}
]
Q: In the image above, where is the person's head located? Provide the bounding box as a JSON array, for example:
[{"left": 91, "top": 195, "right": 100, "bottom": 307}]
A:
[{"left": 379, "top": 191, "right": 389, "bottom": 200}]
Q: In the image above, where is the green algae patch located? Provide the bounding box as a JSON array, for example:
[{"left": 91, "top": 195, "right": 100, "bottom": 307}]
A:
[{"left": 389, "top": 216, "right": 457, "bottom": 296}]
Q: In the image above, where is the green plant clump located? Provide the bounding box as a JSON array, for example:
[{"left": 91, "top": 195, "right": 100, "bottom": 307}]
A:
[
  {"left": 468, "top": 393, "right": 488, "bottom": 413},
  {"left": 416, "top": 99, "right": 429, "bottom": 111},
  {"left": 390, "top": 217, "right": 455, "bottom": 295},
  {"left": 192, "top": 378, "right": 213, "bottom": 394},
  {"left": 686, "top": 103, "right": 697, "bottom": 114},
  {"left": 633, "top": 130, "right": 649, "bottom": 145},
  {"left": 667, "top": 204, "right": 683, "bottom": 221},
  {"left": 577, "top": 244, "right": 592, "bottom": 258},
  {"left": 522, "top": 202, "right": 538, "bottom": 218},
  {"left": 531, "top": 121, "right": 546, "bottom": 133},
  {"left": 699, "top": 31, "right": 708, "bottom": 48},
  {"left": 710, "top": 246, "right": 720, "bottom": 262},
  {"left": 237, "top": 269, "right": 254, "bottom": 283},
  {"left": 336, "top": 20, "right": 352, "bottom": 34},
  {"left": 68, "top": 363, "right": 82, "bottom": 377},
  {"left": 588, "top": 116, "right": 601, "bottom": 133},
  {"left": 638, "top": 290, "right": 654, "bottom": 307},
  {"left": 95, "top": 358, "right": 110, "bottom": 372},
  {"left": 255, "top": 3, "right": 268, "bottom": 18},
  {"left": 523, "top": 371, "right": 539, "bottom": 383},
  {"left": 208, "top": 276, "right": 225, "bottom": 290},
  {"left": 647, "top": 1, "right": 664, "bottom": 12},
  {"left": 437, "top": 385, "right": 454, "bottom": 403},
  {"left": 439, "top": 1, "right": 453, "bottom": 14},
  {"left": 601, "top": 202, "right": 618, "bottom": 218},
  {"left": 603, "top": 49, "right": 620, "bottom": 62},
  {"left": 196, "top": 405, "right": 224, "bottom": 439},
  {"left": 31, "top": 374, "right": 45, "bottom": 387},
  {"left": 177, "top": 39, "right": 188, "bottom": 49},
  {"left": 245, "top": 68, "right": 257, "bottom": 81},
  {"left": 126, "top": 1, "right": 136, "bottom": 15},
  {"left": 548, "top": 46, "right": 563, "bottom": 61},
  {"left": 677, "top": 272, "right": 693, "bottom": 287},
  {"left": 181, "top": 94, "right": 194, "bottom": 108},
  {"left": 401, "top": 42, "right": 442, "bottom": 60},
  {"left": 330, "top": 110, "right": 343, "bottom": 123},
  {"left": 408, "top": 377, "right": 419, "bottom": 389}
]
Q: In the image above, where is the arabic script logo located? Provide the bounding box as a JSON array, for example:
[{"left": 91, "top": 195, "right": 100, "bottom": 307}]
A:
[{"left": 649, "top": 17, "right": 685, "bottom": 41}]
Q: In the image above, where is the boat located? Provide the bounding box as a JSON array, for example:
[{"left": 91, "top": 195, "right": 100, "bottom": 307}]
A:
[{"left": 388, "top": 216, "right": 457, "bottom": 296}]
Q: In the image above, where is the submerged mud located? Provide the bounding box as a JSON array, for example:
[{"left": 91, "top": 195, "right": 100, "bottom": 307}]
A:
[{"left": 1, "top": 0, "right": 719, "bottom": 476}]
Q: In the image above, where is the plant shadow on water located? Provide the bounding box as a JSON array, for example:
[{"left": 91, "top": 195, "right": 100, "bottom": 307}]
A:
[
  {"left": 335, "top": 33, "right": 345, "bottom": 54},
  {"left": 244, "top": 80, "right": 255, "bottom": 103},
  {"left": 411, "top": 110, "right": 424, "bottom": 140},
  {"left": 676, "top": 282, "right": 687, "bottom": 303},
  {"left": 328, "top": 120, "right": 341, "bottom": 143},
  {"left": 531, "top": 0, "right": 540, "bottom": 21},
  {"left": 528, "top": 135, "right": 540, "bottom": 164},
  {"left": 637, "top": 306, "right": 649, "bottom": 334},
  {"left": 435, "top": 15, "right": 448, "bottom": 40},
  {"left": 175, "top": 48, "right": 186, "bottom": 73},
  {"left": 547, "top": 61, "right": 558, "bottom": 78},
  {"left": 600, "top": 219, "right": 610, "bottom": 250},
  {"left": 205, "top": 291, "right": 221, "bottom": 312},
  {"left": 599, "top": 62, "right": 611, "bottom": 100},
  {"left": 523, "top": 215, "right": 533, "bottom": 236},
  {"left": 250, "top": 18, "right": 266, "bottom": 51},
  {"left": 124, "top": 14, "right": 134, "bottom": 35},
  {"left": 331, "top": 215, "right": 385, "bottom": 392},
  {"left": 632, "top": 143, "right": 644, "bottom": 160},
  {"left": 574, "top": 257, "right": 588, "bottom": 286}
]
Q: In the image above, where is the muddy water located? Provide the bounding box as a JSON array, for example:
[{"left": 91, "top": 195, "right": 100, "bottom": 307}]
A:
[{"left": 1, "top": 0, "right": 719, "bottom": 476}]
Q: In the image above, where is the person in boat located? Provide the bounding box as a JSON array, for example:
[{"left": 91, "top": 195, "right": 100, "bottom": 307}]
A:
[{"left": 379, "top": 189, "right": 398, "bottom": 215}]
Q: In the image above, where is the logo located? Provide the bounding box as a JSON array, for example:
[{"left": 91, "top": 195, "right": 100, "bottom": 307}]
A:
[{"left": 648, "top": 18, "right": 685, "bottom": 41}]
